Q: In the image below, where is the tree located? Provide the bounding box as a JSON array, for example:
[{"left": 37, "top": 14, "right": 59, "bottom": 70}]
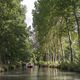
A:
[
  {"left": 33, "top": 0, "right": 80, "bottom": 65},
  {"left": 0, "top": 0, "right": 30, "bottom": 65}
]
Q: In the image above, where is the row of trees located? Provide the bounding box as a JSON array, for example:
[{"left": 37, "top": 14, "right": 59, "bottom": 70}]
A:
[
  {"left": 33, "top": 0, "right": 80, "bottom": 65},
  {"left": 0, "top": 0, "right": 33, "bottom": 66}
]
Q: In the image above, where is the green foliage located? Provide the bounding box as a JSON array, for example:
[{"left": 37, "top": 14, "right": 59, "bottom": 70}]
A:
[
  {"left": 33, "top": 0, "right": 80, "bottom": 68},
  {"left": 0, "top": 0, "right": 31, "bottom": 65}
]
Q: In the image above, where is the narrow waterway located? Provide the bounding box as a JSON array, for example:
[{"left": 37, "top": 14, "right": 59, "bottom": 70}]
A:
[{"left": 0, "top": 66, "right": 80, "bottom": 80}]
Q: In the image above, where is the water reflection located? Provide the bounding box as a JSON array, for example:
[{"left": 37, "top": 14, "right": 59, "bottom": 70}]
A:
[{"left": 0, "top": 66, "right": 80, "bottom": 80}]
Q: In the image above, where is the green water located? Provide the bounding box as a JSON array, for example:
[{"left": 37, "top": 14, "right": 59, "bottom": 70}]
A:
[{"left": 0, "top": 66, "right": 80, "bottom": 80}]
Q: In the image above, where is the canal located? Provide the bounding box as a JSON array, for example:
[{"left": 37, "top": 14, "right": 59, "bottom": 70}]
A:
[{"left": 0, "top": 66, "right": 80, "bottom": 80}]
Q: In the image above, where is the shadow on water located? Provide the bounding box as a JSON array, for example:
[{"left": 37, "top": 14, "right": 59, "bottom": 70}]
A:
[{"left": 0, "top": 66, "right": 80, "bottom": 80}]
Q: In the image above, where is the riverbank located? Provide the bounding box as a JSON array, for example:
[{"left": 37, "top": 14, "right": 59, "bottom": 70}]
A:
[
  {"left": 58, "top": 62, "right": 80, "bottom": 72},
  {"left": 0, "top": 65, "right": 17, "bottom": 72},
  {"left": 37, "top": 61, "right": 59, "bottom": 68},
  {"left": 0, "top": 61, "right": 80, "bottom": 73},
  {"left": 37, "top": 61, "right": 80, "bottom": 73},
  {"left": 0, "top": 63, "right": 26, "bottom": 72}
]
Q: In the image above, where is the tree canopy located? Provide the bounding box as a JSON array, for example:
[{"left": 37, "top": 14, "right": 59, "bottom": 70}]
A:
[
  {"left": 0, "top": 0, "right": 32, "bottom": 65},
  {"left": 33, "top": 0, "right": 80, "bottom": 65}
]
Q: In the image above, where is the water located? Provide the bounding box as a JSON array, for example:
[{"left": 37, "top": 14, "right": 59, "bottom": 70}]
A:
[{"left": 0, "top": 66, "right": 80, "bottom": 80}]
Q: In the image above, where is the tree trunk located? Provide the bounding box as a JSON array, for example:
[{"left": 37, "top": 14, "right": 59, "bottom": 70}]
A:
[
  {"left": 72, "top": 0, "right": 80, "bottom": 47},
  {"left": 59, "top": 36, "right": 64, "bottom": 61},
  {"left": 53, "top": 43, "right": 57, "bottom": 63},
  {"left": 65, "top": 18, "right": 73, "bottom": 62}
]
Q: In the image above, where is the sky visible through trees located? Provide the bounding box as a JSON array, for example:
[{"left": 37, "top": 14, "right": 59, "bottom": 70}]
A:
[{"left": 22, "top": 0, "right": 37, "bottom": 28}]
